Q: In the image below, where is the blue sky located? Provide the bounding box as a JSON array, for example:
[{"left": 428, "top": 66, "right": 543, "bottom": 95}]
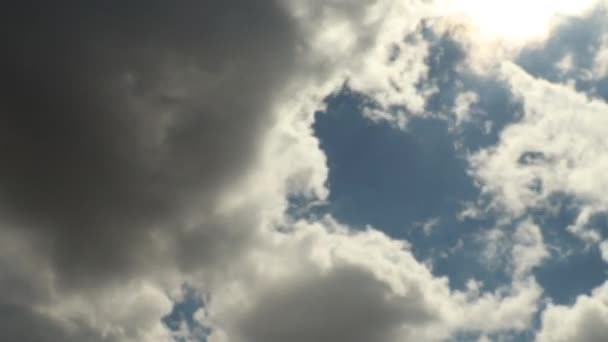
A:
[
  {"left": 314, "top": 55, "right": 608, "bottom": 305},
  {"left": 313, "top": 85, "right": 608, "bottom": 340}
]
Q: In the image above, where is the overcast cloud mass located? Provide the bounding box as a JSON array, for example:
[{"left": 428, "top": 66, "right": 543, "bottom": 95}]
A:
[{"left": 1, "top": 1, "right": 608, "bottom": 341}]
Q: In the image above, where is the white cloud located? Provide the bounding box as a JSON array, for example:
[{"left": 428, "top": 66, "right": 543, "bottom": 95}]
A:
[
  {"left": 444, "top": 0, "right": 597, "bottom": 45},
  {"left": 600, "top": 241, "right": 608, "bottom": 263},
  {"left": 198, "top": 217, "right": 543, "bottom": 342},
  {"left": 536, "top": 282, "right": 608, "bottom": 342},
  {"left": 436, "top": 0, "right": 601, "bottom": 73},
  {"left": 452, "top": 90, "right": 480, "bottom": 125},
  {"left": 200, "top": 218, "right": 454, "bottom": 342},
  {"left": 512, "top": 222, "right": 549, "bottom": 278},
  {"left": 471, "top": 62, "right": 608, "bottom": 215},
  {"left": 468, "top": 61, "right": 608, "bottom": 270},
  {"left": 477, "top": 221, "right": 548, "bottom": 279},
  {"left": 566, "top": 206, "right": 602, "bottom": 245},
  {"left": 593, "top": 32, "right": 608, "bottom": 78}
]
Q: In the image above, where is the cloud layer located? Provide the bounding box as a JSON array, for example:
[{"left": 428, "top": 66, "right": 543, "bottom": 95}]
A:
[{"left": 1, "top": 1, "right": 608, "bottom": 341}]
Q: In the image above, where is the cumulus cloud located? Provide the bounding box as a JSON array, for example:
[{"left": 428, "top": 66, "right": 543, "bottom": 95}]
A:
[
  {"left": 536, "top": 282, "right": 608, "bottom": 342},
  {"left": 198, "top": 218, "right": 543, "bottom": 342},
  {"left": 201, "top": 219, "right": 453, "bottom": 342},
  {"left": 473, "top": 62, "right": 607, "bottom": 213},
  {"left": 469, "top": 61, "right": 608, "bottom": 256}
]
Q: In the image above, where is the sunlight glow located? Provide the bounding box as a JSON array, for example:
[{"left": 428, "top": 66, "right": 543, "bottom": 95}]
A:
[{"left": 447, "top": 0, "right": 597, "bottom": 43}]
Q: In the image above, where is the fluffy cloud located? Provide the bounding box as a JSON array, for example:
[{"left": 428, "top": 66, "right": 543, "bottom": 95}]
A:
[
  {"left": 201, "top": 219, "right": 454, "bottom": 342},
  {"left": 512, "top": 222, "right": 549, "bottom": 278},
  {"left": 536, "top": 282, "right": 608, "bottom": 342},
  {"left": 473, "top": 62, "right": 608, "bottom": 213},
  {"left": 199, "top": 218, "right": 543, "bottom": 342},
  {"left": 470, "top": 61, "right": 608, "bottom": 255},
  {"left": 477, "top": 220, "right": 549, "bottom": 279}
]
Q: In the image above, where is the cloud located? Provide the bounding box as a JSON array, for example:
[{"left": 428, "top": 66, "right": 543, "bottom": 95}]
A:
[
  {"left": 201, "top": 218, "right": 451, "bottom": 342},
  {"left": 0, "top": 0, "right": 449, "bottom": 340},
  {"left": 452, "top": 90, "right": 480, "bottom": 126},
  {"left": 0, "top": 0, "right": 305, "bottom": 284},
  {"left": 0, "top": 1, "right": 576, "bottom": 341},
  {"left": 593, "top": 33, "right": 608, "bottom": 78},
  {"left": 536, "top": 282, "right": 608, "bottom": 342},
  {"left": 462, "top": 0, "right": 596, "bottom": 42},
  {"left": 0, "top": 1, "right": 319, "bottom": 340},
  {"left": 199, "top": 218, "right": 543, "bottom": 342},
  {"left": 0, "top": 227, "right": 177, "bottom": 342},
  {"left": 472, "top": 61, "right": 608, "bottom": 212},
  {"left": 469, "top": 61, "right": 608, "bottom": 256},
  {"left": 476, "top": 220, "right": 548, "bottom": 279},
  {"left": 512, "top": 222, "right": 550, "bottom": 278}
]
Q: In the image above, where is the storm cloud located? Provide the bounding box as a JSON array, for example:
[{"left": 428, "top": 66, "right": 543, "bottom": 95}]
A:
[{"left": 0, "top": 0, "right": 299, "bottom": 284}]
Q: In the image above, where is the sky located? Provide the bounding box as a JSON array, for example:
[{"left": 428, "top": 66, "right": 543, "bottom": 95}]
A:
[{"left": 1, "top": 1, "right": 608, "bottom": 341}]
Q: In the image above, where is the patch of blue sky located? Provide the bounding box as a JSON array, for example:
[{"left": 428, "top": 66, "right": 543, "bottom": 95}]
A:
[
  {"left": 163, "top": 286, "right": 209, "bottom": 342},
  {"left": 309, "top": 32, "right": 526, "bottom": 293},
  {"left": 421, "top": 32, "right": 524, "bottom": 152},
  {"left": 313, "top": 89, "right": 506, "bottom": 291},
  {"left": 528, "top": 195, "right": 608, "bottom": 303},
  {"left": 452, "top": 331, "right": 534, "bottom": 342},
  {"left": 311, "top": 20, "right": 608, "bottom": 309}
]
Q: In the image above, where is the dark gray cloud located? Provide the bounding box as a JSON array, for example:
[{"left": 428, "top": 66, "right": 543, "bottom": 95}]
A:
[
  {"left": 0, "top": 0, "right": 298, "bottom": 284},
  {"left": 229, "top": 265, "right": 438, "bottom": 342},
  {"left": 0, "top": 1, "right": 304, "bottom": 340},
  {"left": 0, "top": 305, "right": 81, "bottom": 342}
]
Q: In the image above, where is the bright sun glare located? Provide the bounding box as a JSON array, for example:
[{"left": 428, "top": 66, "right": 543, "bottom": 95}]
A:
[{"left": 448, "top": 0, "right": 597, "bottom": 43}]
